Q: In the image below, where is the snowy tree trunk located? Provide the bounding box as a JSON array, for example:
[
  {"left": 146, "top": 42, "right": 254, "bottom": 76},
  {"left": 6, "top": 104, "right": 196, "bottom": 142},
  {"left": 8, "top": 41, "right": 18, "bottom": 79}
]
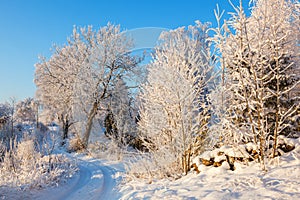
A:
[
  {"left": 82, "top": 102, "right": 98, "bottom": 148},
  {"left": 272, "top": 49, "right": 281, "bottom": 158},
  {"left": 62, "top": 121, "right": 69, "bottom": 141},
  {"left": 182, "top": 146, "right": 191, "bottom": 175}
]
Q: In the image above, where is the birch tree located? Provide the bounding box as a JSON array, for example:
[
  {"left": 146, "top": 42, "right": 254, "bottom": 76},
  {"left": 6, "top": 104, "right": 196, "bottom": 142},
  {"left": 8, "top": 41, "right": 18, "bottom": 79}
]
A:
[
  {"left": 138, "top": 22, "right": 214, "bottom": 176},
  {"left": 14, "top": 98, "right": 38, "bottom": 124},
  {"left": 249, "top": 0, "right": 300, "bottom": 157},
  {"left": 211, "top": 0, "right": 299, "bottom": 169}
]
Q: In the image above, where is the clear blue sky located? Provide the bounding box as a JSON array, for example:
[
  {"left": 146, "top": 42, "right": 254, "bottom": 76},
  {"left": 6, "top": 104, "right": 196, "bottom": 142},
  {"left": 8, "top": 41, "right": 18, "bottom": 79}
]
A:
[{"left": 0, "top": 0, "right": 250, "bottom": 103}]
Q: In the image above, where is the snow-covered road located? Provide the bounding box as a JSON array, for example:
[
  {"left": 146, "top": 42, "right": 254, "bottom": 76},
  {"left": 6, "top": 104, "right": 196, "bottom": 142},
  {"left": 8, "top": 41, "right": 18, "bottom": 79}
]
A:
[
  {"left": 2, "top": 147, "right": 300, "bottom": 200},
  {"left": 34, "top": 156, "right": 122, "bottom": 200}
]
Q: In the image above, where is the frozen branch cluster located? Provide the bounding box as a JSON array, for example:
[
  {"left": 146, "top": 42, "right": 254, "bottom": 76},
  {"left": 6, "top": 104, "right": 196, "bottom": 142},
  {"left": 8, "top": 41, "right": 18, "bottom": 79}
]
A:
[
  {"left": 210, "top": 0, "right": 300, "bottom": 170},
  {"left": 135, "top": 22, "right": 215, "bottom": 177},
  {"left": 0, "top": 137, "right": 77, "bottom": 189},
  {"left": 35, "top": 23, "right": 140, "bottom": 148}
]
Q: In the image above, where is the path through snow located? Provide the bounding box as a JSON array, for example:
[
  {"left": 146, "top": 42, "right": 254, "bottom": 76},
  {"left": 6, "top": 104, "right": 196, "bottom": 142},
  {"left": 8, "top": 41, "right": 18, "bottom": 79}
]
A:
[
  {"left": 33, "top": 155, "right": 122, "bottom": 200},
  {"left": 2, "top": 143, "right": 299, "bottom": 199}
]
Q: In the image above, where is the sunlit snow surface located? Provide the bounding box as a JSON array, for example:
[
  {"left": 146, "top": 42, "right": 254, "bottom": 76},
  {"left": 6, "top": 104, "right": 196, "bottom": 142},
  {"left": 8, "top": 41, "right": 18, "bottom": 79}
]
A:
[
  {"left": 120, "top": 138, "right": 300, "bottom": 200},
  {"left": 1, "top": 138, "right": 299, "bottom": 200}
]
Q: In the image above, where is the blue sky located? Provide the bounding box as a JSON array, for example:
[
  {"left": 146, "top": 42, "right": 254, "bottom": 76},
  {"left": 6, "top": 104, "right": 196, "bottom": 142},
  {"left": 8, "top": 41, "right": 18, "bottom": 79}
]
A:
[{"left": 0, "top": 0, "right": 250, "bottom": 102}]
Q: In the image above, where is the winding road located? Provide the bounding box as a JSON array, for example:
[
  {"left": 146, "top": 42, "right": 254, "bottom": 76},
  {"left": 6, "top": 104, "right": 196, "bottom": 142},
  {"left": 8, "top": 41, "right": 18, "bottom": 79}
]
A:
[{"left": 34, "top": 157, "right": 121, "bottom": 200}]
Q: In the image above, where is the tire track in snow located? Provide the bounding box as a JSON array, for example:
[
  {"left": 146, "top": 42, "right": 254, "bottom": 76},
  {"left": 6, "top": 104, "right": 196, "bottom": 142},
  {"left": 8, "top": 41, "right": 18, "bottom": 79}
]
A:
[
  {"left": 63, "top": 159, "right": 118, "bottom": 200},
  {"left": 58, "top": 164, "right": 95, "bottom": 200},
  {"left": 35, "top": 157, "right": 120, "bottom": 200},
  {"left": 98, "top": 165, "right": 118, "bottom": 199}
]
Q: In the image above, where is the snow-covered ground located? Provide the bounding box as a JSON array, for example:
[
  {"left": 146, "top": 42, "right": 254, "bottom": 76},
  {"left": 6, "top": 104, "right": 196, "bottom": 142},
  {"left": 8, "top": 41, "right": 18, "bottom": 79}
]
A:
[
  {"left": 0, "top": 154, "right": 124, "bottom": 200},
  {"left": 121, "top": 153, "right": 300, "bottom": 199},
  {"left": 32, "top": 155, "right": 123, "bottom": 200},
  {"left": 1, "top": 139, "right": 299, "bottom": 200}
]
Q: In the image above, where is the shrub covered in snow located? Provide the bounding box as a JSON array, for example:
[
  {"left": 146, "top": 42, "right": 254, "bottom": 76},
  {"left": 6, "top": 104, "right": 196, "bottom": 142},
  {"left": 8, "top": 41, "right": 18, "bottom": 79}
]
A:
[
  {"left": 0, "top": 138, "right": 78, "bottom": 189},
  {"left": 87, "top": 133, "right": 129, "bottom": 162},
  {"left": 68, "top": 136, "right": 85, "bottom": 153},
  {"left": 136, "top": 21, "right": 214, "bottom": 179}
]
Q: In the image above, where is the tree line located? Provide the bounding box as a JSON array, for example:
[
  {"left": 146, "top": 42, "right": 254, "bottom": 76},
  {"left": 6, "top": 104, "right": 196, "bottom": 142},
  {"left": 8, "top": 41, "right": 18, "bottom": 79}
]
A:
[{"left": 31, "top": 0, "right": 300, "bottom": 176}]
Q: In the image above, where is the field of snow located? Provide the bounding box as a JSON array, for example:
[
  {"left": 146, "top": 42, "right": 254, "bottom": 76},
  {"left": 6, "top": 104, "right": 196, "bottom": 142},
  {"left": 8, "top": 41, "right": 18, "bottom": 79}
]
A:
[{"left": 1, "top": 138, "right": 299, "bottom": 200}]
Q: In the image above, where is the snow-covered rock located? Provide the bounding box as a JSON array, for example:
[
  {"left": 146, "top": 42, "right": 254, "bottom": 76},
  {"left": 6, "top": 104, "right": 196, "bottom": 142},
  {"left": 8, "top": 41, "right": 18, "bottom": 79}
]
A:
[
  {"left": 195, "top": 144, "right": 252, "bottom": 171},
  {"left": 277, "top": 135, "right": 295, "bottom": 153},
  {"left": 223, "top": 145, "right": 250, "bottom": 159},
  {"left": 214, "top": 154, "right": 227, "bottom": 163}
]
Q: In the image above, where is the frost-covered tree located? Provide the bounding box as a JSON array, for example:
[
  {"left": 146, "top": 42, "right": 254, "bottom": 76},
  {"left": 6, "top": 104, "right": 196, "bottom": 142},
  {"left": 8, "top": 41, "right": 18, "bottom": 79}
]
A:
[
  {"left": 0, "top": 103, "right": 12, "bottom": 144},
  {"left": 104, "top": 77, "right": 137, "bottom": 146},
  {"left": 138, "top": 21, "right": 214, "bottom": 176},
  {"left": 0, "top": 103, "right": 11, "bottom": 123},
  {"left": 0, "top": 98, "right": 21, "bottom": 148},
  {"left": 14, "top": 98, "right": 38, "bottom": 124},
  {"left": 211, "top": 0, "right": 299, "bottom": 169},
  {"left": 72, "top": 24, "right": 140, "bottom": 148},
  {"left": 249, "top": 0, "right": 300, "bottom": 158},
  {"left": 35, "top": 31, "right": 87, "bottom": 141},
  {"left": 35, "top": 23, "right": 140, "bottom": 148}
]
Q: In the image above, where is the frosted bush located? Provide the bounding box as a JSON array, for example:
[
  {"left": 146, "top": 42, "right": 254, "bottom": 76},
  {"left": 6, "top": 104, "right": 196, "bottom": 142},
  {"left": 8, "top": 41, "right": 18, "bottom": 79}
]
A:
[
  {"left": 17, "top": 139, "right": 37, "bottom": 162},
  {"left": 68, "top": 136, "right": 85, "bottom": 152},
  {"left": 88, "top": 138, "right": 126, "bottom": 161},
  {"left": 124, "top": 153, "right": 157, "bottom": 182},
  {"left": 0, "top": 138, "right": 78, "bottom": 189},
  {"left": 125, "top": 149, "right": 182, "bottom": 182}
]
